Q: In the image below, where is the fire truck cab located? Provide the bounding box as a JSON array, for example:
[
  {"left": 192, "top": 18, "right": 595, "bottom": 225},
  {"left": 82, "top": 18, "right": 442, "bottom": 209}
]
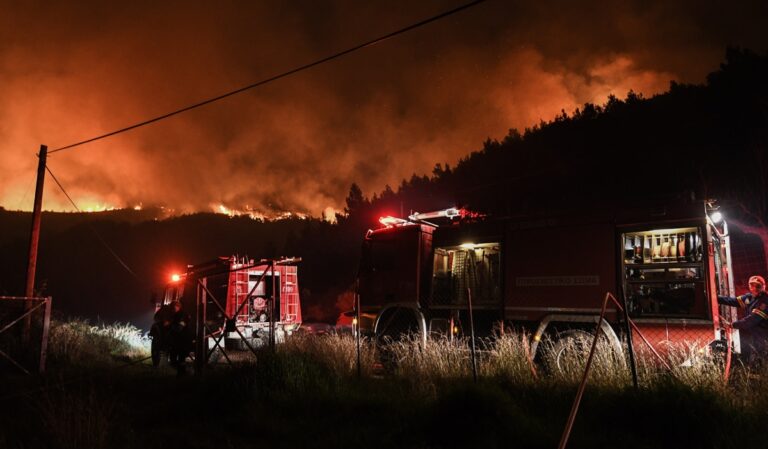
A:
[
  {"left": 358, "top": 201, "right": 738, "bottom": 357},
  {"left": 159, "top": 256, "right": 302, "bottom": 350}
]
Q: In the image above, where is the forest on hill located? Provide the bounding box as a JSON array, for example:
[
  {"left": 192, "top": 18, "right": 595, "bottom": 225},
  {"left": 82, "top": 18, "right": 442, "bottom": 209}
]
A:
[
  {"left": 0, "top": 47, "right": 766, "bottom": 327},
  {"left": 348, "top": 47, "right": 767, "bottom": 225}
]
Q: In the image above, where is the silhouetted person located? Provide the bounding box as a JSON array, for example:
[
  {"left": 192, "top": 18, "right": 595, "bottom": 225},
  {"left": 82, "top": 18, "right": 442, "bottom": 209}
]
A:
[
  {"left": 168, "top": 300, "right": 193, "bottom": 376},
  {"left": 150, "top": 302, "right": 174, "bottom": 367}
]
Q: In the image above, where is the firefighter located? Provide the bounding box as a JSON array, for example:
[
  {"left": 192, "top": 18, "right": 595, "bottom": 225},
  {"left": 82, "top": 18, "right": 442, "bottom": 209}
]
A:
[
  {"left": 150, "top": 301, "right": 174, "bottom": 367},
  {"left": 168, "top": 300, "right": 193, "bottom": 376},
  {"left": 718, "top": 275, "right": 768, "bottom": 362}
]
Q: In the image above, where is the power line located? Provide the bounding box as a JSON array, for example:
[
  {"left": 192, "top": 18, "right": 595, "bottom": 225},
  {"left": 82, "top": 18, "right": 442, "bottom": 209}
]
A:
[
  {"left": 44, "top": 164, "right": 144, "bottom": 284},
  {"left": 48, "top": 0, "right": 486, "bottom": 154}
]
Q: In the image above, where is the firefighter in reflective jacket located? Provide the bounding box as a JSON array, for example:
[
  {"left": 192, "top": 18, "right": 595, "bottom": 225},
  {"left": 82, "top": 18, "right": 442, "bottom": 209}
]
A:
[{"left": 718, "top": 275, "right": 768, "bottom": 361}]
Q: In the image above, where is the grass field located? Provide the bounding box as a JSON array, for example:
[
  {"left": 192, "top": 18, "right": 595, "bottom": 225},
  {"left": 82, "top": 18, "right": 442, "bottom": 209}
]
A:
[{"left": 0, "top": 320, "right": 764, "bottom": 449}]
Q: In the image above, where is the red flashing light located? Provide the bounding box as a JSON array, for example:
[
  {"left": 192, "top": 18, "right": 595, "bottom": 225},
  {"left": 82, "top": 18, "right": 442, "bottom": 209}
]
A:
[{"left": 171, "top": 273, "right": 181, "bottom": 283}]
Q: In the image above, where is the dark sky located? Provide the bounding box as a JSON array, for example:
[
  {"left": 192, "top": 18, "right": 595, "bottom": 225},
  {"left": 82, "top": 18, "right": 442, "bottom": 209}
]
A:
[{"left": 1, "top": 0, "right": 766, "bottom": 217}]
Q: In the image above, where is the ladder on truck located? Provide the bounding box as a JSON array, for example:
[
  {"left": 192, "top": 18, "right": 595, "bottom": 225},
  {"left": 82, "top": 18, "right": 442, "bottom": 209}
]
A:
[
  {"left": 231, "top": 262, "right": 250, "bottom": 324},
  {"left": 282, "top": 266, "right": 300, "bottom": 322}
]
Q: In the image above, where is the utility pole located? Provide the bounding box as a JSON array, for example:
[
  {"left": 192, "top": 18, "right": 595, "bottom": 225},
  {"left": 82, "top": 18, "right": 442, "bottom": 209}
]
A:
[
  {"left": 25, "top": 145, "right": 47, "bottom": 298},
  {"left": 23, "top": 145, "right": 47, "bottom": 342}
]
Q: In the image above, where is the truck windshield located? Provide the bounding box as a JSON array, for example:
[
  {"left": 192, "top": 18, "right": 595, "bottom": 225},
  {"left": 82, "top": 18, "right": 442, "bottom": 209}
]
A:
[
  {"left": 361, "top": 235, "right": 415, "bottom": 273},
  {"left": 359, "top": 229, "right": 420, "bottom": 307}
]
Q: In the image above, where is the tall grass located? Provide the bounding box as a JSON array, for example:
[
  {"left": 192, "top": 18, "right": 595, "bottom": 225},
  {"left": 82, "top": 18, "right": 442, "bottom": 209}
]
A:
[
  {"left": 47, "top": 319, "right": 150, "bottom": 368},
  {"left": 244, "top": 330, "right": 765, "bottom": 447},
  {"left": 267, "top": 330, "right": 763, "bottom": 407},
  {"left": 3, "top": 321, "right": 764, "bottom": 449},
  {"left": 42, "top": 319, "right": 760, "bottom": 407},
  {"left": 279, "top": 332, "right": 377, "bottom": 378}
]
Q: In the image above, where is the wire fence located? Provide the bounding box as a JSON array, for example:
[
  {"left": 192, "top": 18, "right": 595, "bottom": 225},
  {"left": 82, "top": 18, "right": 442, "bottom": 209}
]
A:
[{"left": 0, "top": 296, "right": 52, "bottom": 374}]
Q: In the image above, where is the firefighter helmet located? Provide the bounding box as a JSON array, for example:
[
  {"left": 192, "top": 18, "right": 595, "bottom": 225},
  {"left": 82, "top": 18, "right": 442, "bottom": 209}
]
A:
[{"left": 748, "top": 275, "right": 766, "bottom": 287}]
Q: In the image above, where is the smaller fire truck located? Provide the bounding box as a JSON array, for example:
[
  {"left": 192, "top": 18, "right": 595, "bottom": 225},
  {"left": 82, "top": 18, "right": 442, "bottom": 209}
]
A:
[
  {"left": 358, "top": 200, "right": 739, "bottom": 360},
  {"left": 158, "top": 255, "right": 302, "bottom": 352}
]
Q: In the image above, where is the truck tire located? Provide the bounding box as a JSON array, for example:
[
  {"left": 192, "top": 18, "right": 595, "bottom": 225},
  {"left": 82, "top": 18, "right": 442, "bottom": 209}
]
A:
[
  {"left": 374, "top": 306, "right": 426, "bottom": 345},
  {"left": 374, "top": 306, "right": 427, "bottom": 373},
  {"left": 543, "top": 329, "right": 620, "bottom": 375}
]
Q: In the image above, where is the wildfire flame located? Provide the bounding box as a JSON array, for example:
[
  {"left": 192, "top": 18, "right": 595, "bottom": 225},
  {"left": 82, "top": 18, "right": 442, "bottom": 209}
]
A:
[
  {"left": 210, "top": 203, "right": 310, "bottom": 221},
  {"left": 82, "top": 203, "right": 116, "bottom": 213}
]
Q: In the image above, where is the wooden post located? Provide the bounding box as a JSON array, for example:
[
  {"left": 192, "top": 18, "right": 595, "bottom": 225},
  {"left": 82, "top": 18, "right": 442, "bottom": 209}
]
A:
[
  {"left": 25, "top": 145, "right": 47, "bottom": 298},
  {"left": 23, "top": 145, "right": 47, "bottom": 343}
]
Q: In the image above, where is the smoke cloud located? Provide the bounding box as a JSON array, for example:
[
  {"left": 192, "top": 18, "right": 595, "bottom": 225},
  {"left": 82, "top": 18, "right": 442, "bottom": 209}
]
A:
[{"left": 1, "top": 0, "right": 765, "bottom": 215}]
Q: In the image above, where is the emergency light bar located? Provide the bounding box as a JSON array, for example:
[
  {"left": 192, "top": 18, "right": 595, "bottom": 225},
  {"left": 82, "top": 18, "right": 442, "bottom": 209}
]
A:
[
  {"left": 379, "top": 207, "right": 467, "bottom": 229},
  {"left": 408, "top": 207, "right": 460, "bottom": 222},
  {"left": 379, "top": 216, "right": 411, "bottom": 227}
]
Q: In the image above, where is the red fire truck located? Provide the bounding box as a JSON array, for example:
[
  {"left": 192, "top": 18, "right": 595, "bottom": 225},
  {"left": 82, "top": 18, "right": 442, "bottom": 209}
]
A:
[
  {"left": 358, "top": 201, "right": 739, "bottom": 359},
  {"left": 159, "top": 256, "right": 302, "bottom": 352}
]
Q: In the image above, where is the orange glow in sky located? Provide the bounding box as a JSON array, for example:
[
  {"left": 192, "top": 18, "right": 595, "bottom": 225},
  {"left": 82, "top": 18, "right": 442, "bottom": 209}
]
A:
[{"left": 1, "top": 1, "right": 761, "bottom": 216}]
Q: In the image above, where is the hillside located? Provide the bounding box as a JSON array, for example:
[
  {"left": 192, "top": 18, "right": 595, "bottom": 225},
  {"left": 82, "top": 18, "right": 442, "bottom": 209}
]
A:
[
  {"left": 0, "top": 211, "right": 358, "bottom": 326},
  {"left": 355, "top": 48, "right": 767, "bottom": 226}
]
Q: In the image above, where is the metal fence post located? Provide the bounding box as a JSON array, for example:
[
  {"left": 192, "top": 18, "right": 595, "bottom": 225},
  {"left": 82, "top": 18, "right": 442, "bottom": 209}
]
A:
[
  {"left": 355, "top": 291, "right": 362, "bottom": 378},
  {"left": 38, "top": 297, "right": 52, "bottom": 373},
  {"left": 270, "top": 261, "right": 276, "bottom": 352},
  {"left": 195, "top": 278, "right": 207, "bottom": 375},
  {"left": 620, "top": 292, "right": 639, "bottom": 388},
  {"left": 467, "top": 287, "right": 478, "bottom": 383}
]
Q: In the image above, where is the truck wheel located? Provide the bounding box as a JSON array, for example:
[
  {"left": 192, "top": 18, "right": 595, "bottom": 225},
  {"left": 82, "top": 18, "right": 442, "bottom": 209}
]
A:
[
  {"left": 374, "top": 307, "right": 426, "bottom": 373},
  {"left": 544, "top": 329, "right": 615, "bottom": 375},
  {"left": 374, "top": 307, "right": 425, "bottom": 344}
]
